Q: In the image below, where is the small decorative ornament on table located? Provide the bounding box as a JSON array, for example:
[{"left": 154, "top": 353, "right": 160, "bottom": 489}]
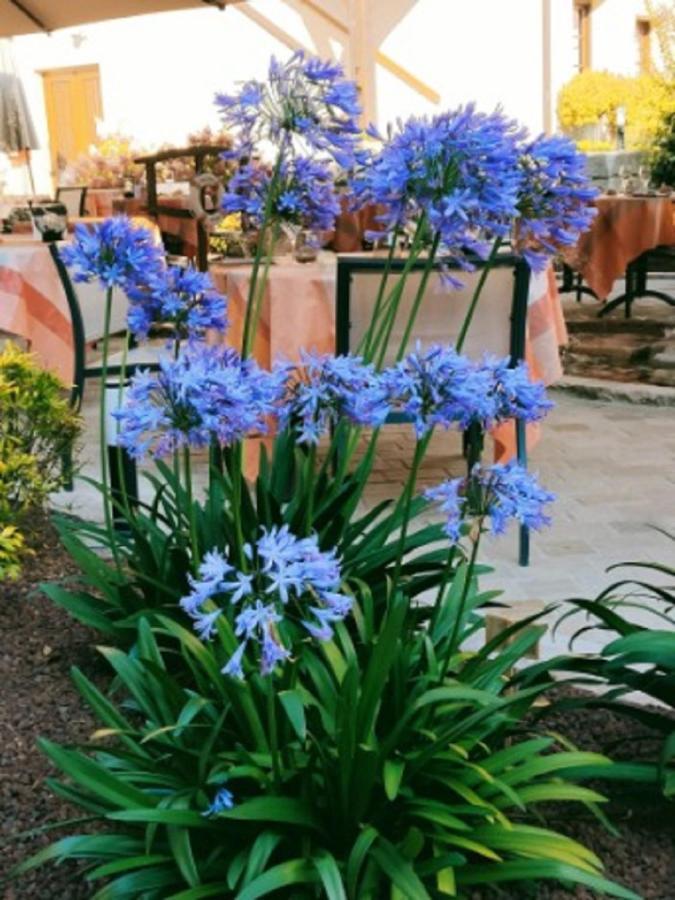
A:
[
  {"left": 293, "top": 228, "right": 319, "bottom": 262},
  {"left": 30, "top": 202, "right": 68, "bottom": 242}
]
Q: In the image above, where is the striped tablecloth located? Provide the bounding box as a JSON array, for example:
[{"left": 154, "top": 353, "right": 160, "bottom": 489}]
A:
[{"left": 0, "top": 239, "right": 74, "bottom": 386}]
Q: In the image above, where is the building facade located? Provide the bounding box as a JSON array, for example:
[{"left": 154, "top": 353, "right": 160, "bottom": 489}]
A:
[{"left": 1, "top": 0, "right": 664, "bottom": 195}]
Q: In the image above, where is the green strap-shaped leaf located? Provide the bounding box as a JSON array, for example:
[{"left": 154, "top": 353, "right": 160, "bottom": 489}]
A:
[
  {"left": 235, "top": 859, "right": 318, "bottom": 900},
  {"left": 313, "top": 851, "right": 348, "bottom": 900},
  {"left": 370, "top": 838, "right": 431, "bottom": 899}
]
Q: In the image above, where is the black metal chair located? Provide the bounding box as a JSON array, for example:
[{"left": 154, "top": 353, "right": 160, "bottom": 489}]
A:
[
  {"left": 599, "top": 245, "right": 675, "bottom": 318},
  {"left": 55, "top": 185, "right": 89, "bottom": 219},
  {"left": 49, "top": 243, "right": 165, "bottom": 514},
  {"left": 335, "top": 252, "right": 532, "bottom": 565}
]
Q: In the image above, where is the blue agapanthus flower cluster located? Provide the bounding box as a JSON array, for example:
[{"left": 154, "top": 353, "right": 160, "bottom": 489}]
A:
[
  {"left": 125, "top": 265, "right": 228, "bottom": 341},
  {"left": 384, "top": 345, "right": 553, "bottom": 438},
  {"left": 515, "top": 134, "right": 598, "bottom": 270},
  {"left": 202, "top": 787, "right": 235, "bottom": 817},
  {"left": 222, "top": 156, "right": 341, "bottom": 232},
  {"left": 215, "top": 50, "right": 362, "bottom": 168},
  {"left": 61, "top": 217, "right": 164, "bottom": 291},
  {"left": 353, "top": 106, "right": 524, "bottom": 262},
  {"left": 62, "top": 217, "right": 229, "bottom": 342},
  {"left": 114, "top": 344, "right": 284, "bottom": 459},
  {"left": 479, "top": 356, "right": 554, "bottom": 427},
  {"left": 278, "top": 352, "right": 391, "bottom": 444},
  {"left": 426, "top": 461, "right": 555, "bottom": 541},
  {"left": 180, "top": 525, "right": 351, "bottom": 678}
]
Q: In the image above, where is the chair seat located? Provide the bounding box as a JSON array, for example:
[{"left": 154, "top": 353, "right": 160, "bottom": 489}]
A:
[{"left": 642, "top": 245, "right": 675, "bottom": 273}]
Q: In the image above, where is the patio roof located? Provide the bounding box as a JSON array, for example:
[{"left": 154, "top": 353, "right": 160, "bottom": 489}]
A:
[{"left": 0, "top": 0, "right": 245, "bottom": 37}]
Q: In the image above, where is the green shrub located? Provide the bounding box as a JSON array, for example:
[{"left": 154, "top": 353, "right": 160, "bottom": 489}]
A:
[
  {"left": 650, "top": 107, "right": 675, "bottom": 186},
  {"left": 0, "top": 342, "right": 81, "bottom": 576}
]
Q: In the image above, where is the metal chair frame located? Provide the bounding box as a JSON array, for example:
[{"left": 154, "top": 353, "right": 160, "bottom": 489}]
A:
[{"left": 335, "top": 253, "right": 532, "bottom": 566}]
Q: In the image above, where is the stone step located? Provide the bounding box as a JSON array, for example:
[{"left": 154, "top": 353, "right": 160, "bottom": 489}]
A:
[
  {"left": 564, "top": 315, "right": 669, "bottom": 337},
  {"left": 565, "top": 334, "right": 664, "bottom": 365},
  {"left": 563, "top": 358, "right": 647, "bottom": 383}
]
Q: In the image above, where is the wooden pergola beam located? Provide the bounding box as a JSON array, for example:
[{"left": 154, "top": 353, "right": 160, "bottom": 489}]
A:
[{"left": 236, "top": 0, "right": 440, "bottom": 120}]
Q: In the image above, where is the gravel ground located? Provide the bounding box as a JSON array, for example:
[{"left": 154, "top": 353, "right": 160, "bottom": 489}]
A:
[
  {"left": 1, "top": 519, "right": 673, "bottom": 899},
  {"left": 0, "top": 516, "right": 100, "bottom": 900}
]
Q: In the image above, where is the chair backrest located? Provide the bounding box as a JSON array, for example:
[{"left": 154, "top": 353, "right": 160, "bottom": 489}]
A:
[
  {"left": 56, "top": 185, "right": 88, "bottom": 218},
  {"left": 336, "top": 253, "right": 531, "bottom": 366},
  {"left": 48, "top": 243, "right": 130, "bottom": 406}
]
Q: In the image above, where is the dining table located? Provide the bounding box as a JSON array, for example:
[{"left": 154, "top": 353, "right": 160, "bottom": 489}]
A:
[
  {"left": 211, "top": 255, "right": 567, "bottom": 464},
  {"left": 0, "top": 216, "right": 159, "bottom": 388},
  {"left": 565, "top": 193, "right": 675, "bottom": 303}
]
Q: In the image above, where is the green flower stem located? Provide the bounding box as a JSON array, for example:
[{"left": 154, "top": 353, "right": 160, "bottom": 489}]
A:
[
  {"left": 99, "top": 288, "right": 121, "bottom": 568},
  {"left": 303, "top": 443, "right": 317, "bottom": 535},
  {"left": 230, "top": 442, "right": 247, "bottom": 571},
  {"left": 241, "top": 147, "right": 287, "bottom": 360},
  {"left": 455, "top": 236, "right": 502, "bottom": 353},
  {"left": 394, "top": 231, "right": 442, "bottom": 362},
  {"left": 267, "top": 680, "right": 282, "bottom": 791},
  {"left": 246, "top": 220, "right": 281, "bottom": 360},
  {"left": 442, "top": 526, "right": 484, "bottom": 678},
  {"left": 182, "top": 446, "right": 199, "bottom": 574},
  {"left": 358, "top": 227, "right": 400, "bottom": 358},
  {"left": 113, "top": 331, "right": 132, "bottom": 521},
  {"left": 370, "top": 221, "right": 427, "bottom": 368},
  {"left": 429, "top": 545, "right": 458, "bottom": 634},
  {"left": 391, "top": 433, "right": 432, "bottom": 591}
]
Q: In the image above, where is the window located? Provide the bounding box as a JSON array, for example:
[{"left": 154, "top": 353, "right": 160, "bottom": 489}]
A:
[
  {"left": 575, "top": 1, "right": 592, "bottom": 72},
  {"left": 637, "top": 17, "right": 652, "bottom": 73}
]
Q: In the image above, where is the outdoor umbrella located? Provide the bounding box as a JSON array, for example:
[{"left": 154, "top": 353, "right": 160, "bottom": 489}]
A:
[
  {"left": 0, "top": 39, "right": 38, "bottom": 191},
  {"left": 0, "top": 0, "right": 244, "bottom": 38}
]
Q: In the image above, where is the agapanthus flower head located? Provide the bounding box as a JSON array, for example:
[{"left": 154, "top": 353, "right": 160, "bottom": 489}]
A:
[
  {"left": 202, "top": 787, "right": 235, "bottom": 817},
  {"left": 215, "top": 50, "right": 362, "bottom": 168},
  {"left": 181, "top": 526, "right": 351, "bottom": 679},
  {"left": 126, "top": 265, "right": 228, "bottom": 340},
  {"left": 515, "top": 134, "right": 598, "bottom": 270},
  {"left": 385, "top": 343, "right": 494, "bottom": 438},
  {"left": 222, "top": 155, "right": 341, "bottom": 233},
  {"left": 278, "top": 351, "right": 391, "bottom": 444},
  {"left": 352, "top": 105, "right": 524, "bottom": 264},
  {"left": 61, "top": 217, "right": 164, "bottom": 290},
  {"left": 113, "top": 343, "right": 284, "bottom": 459},
  {"left": 478, "top": 356, "right": 554, "bottom": 428},
  {"left": 424, "top": 477, "right": 465, "bottom": 541},
  {"left": 426, "top": 461, "right": 554, "bottom": 540}
]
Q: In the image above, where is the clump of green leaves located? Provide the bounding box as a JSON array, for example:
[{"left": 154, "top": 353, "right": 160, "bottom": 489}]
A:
[
  {"left": 0, "top": 342, "right": 80, "bottom": 576},
  {"left": 519, "top": 541, "right": 675, "bottom": 799},
  {"left": 13, "top": 584, "right": 639, "bottom": 899}
]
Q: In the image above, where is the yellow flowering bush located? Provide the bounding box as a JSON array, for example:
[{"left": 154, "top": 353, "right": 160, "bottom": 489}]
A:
[
  {"left": 0, "top": 343, "right": 81, "bottom": 578},
  {"left": 0, "top": 525, "right": 27, "bottom": 581},
  {"left": 558, "top": 70, "right": 675, "bottom": 149}
]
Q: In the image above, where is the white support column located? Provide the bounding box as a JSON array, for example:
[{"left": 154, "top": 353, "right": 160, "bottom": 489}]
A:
[{"left": 347, "top": 0, "right": 377, "bottom": 126}]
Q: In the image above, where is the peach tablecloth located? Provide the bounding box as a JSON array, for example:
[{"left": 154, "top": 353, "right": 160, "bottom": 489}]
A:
[
  {"left": 0, "top": 240, "right": 74, "bottom": 385},
  {"left": 212, "top": 257, "right": 566, "bottom": 462},
  {"left": 568, "top": 195, "right": 675, "bottom": 301}
]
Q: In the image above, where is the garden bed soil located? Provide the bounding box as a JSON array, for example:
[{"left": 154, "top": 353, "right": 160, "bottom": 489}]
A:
[{"left": 1, "top": 518, "right": 673, "bottom": 898}]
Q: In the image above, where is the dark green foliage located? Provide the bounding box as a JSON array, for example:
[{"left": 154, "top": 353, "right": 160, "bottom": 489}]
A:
[
  {"left": 13, "top": 585, "right": 638, "bottom": 898},
  {"left": 650, "top": 108, "right": 675, "bottom": 188},
  {"left": 519, "top": 549, "right": 675, "bottom": 799}
]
